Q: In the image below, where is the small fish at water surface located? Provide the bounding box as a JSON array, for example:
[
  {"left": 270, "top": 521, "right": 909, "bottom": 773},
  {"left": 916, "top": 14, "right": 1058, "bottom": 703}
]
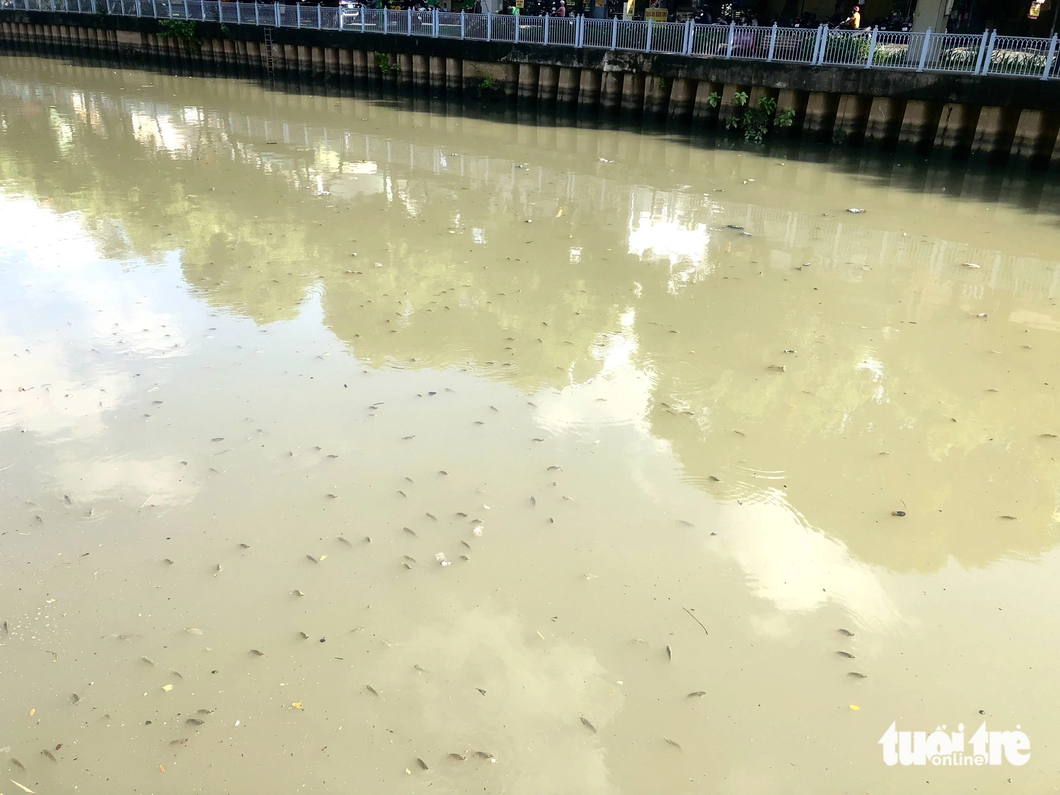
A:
[
  {"left": 186, "top": 718, "right": 204, "bottom": 725},
  {"left": 838, "top": 628, "right": 855, "bottom": 637},
  {"left": 448, "top": 753, "right": 466, "bottom": 761},
  {"left": 366, "top": 684, "right": 379, "bottom": 697},
  {"left": 687, "top": 691, "right": 706, "bottom": 698},
  {"left": 404, "top": 527, "right": 417, "bottom": 537},
  {"left": 891, "top": 510, "right": 906, "bottom": 517},
  {"left": 169, "top": 738, "right": 188, "bottom": 746},
  {"left": 580, "top": 716, "right": 597, "bottom": 733},
  {"left": 41, "top": 750, "right": 57, "bottom": 762},
  {"left": 848, "top": 672, "right": 868, "bottom": 679},
  {"left": 249, "top": 649, "right": 264, "bottom": 656},
  {"left": 415, "top": 758, "right": 429, "bottom": 770},
  {"left": 664, "top": 738, "right": 682, "bottom": 749},
  {"left": 836, "top": 651, "right": 855, "bottom": 659},
  {"left": 141, "top": 656, "right": 155, "bottom": 665},
  {"left": 665, "top": 644, "right": 672, "bottom": 660},
  {"left": 337, "top": 536, "right": 352, "bottom": 545},
  {"left": 11, "top": 757, "right": 26, "bottom": 769}
]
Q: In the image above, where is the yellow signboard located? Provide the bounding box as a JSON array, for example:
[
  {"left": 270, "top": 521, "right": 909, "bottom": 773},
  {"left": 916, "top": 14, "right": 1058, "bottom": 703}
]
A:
[{"left": 645, "top": 7, "right": 668, "bottom": 21}]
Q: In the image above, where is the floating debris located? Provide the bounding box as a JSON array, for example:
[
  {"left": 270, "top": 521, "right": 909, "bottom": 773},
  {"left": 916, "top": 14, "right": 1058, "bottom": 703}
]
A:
[
  {"left": 472, "top": 526, "right": 483, "bottom": 537},
  {"left": 682, "top": 607, "right": 709, "bottom": 636},
  {"left": 847, "top": 208, "right": 866, "bottom": 214},
  {"left": 435, "top": 552, "right": 451, "bottom": 567}
]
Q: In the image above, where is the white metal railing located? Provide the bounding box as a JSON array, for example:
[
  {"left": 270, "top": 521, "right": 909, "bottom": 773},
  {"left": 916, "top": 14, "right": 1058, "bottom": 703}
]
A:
[{"left": 8, "top": 0, "right": 1060, "bottom": 80}]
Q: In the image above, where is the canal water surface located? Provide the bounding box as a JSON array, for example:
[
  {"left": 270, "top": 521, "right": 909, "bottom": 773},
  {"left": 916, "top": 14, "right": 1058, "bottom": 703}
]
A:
[{"left": 2, "top": 55, "right": 1060, "bottom": 795}]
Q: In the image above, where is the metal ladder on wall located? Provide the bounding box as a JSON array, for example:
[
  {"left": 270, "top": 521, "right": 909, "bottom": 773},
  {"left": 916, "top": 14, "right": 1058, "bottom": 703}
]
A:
[{"left": 262, "top": 26, "right": 275, "bottom": 79}]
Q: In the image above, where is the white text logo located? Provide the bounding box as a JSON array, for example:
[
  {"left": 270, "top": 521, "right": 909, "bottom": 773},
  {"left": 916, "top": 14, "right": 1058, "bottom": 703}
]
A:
[{"left": 879, "top": 722, "right": 1030, "bottom": 766}]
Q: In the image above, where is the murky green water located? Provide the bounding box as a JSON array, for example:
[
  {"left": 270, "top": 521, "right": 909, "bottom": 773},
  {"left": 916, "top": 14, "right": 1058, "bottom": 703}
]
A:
[{"left": 2, "top": 54, "right": 1060, "bottom": 795}]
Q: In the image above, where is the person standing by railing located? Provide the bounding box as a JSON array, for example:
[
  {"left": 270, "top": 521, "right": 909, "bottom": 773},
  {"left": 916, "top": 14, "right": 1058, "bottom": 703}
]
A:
[{"left": 841, "top": 4, "right": 861, "bottom": 28}]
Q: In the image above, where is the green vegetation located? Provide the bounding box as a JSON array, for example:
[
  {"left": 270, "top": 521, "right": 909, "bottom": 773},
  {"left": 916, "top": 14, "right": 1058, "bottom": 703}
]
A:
[
  {"left": 158, "top": 19, "right": 200, "bottom": 46},
  {"left": 708, "top": 91, "right": 794, "bottom": 144},
  {"left": 375, "top": 52, "right": 399, "bottom": 74}
]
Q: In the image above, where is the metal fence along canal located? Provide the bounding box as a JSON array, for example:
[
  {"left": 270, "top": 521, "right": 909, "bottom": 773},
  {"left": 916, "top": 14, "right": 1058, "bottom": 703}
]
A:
[{"left": 7, "top": 0, "right": 1060, "bottom": 80}]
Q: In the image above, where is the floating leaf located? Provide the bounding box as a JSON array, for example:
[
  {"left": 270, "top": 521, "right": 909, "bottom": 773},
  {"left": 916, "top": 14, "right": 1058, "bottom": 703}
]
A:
[
  {"left": 291, "top": 702, "right": 304, "bottom": 710},
  {"left": 162, "top": 685, "right": 173, "bottom": 692}
]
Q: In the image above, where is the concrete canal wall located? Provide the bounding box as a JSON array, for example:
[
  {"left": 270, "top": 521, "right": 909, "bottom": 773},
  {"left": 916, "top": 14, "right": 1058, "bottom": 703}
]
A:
[{"left": 3, "top": 10, "right": 1060, "bottom": 169}]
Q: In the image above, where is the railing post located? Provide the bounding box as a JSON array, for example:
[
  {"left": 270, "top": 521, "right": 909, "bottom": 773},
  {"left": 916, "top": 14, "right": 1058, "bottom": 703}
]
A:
[
  {"left": 433, "top": 7, "right": 438, "bottom": 36},
  {"left": 980, "top": 29, "right": 997, "bottom": 75},
  {"left": 296, "top": 3, "right": 300, "bottom": 27},
  {"left": 917, "top": 27, "right": 931, "bottom": 72},
  {"left": 150, "top": 0, "right": 156, "bottom": 17},
  {"left": 383, "top": 5, "right": 388, "bottom": 33},
  {"left": 254, "top": 2, "right": 259, "bottom": 24},
  {"left": 317, "top": 3, "right": 321, "bottom": 29},
  {"left": 865, "top": 26, "right": 877, "bottom": 67},
  {"left": 461, "top": 9, "right": 465, "bottom": 39},
  {"left": 645, "top": 18, "right": 652, "bottom": 52},
  {"left": 767, "top": 20, "right": 777, "bottom": 60},
  {"left": 612, "top": 16, "right": 618, "bottom": 50},
  {"left": 812, "top": 23, "right": 825, "bottom": 65},
  {"left": 235, "top": 1, "right": 240, "bottom": 23},
  {"left": 1042, "top": 34, "right": 1057, "bottom": 80},
  {"left": 514, "top": 10, "right": 519, "bottom": 42},
  {"left": 725, "top": 20, "right": 734, "bottom": 58},
  {"left": 578, "top": 13, "right": 584, "bottom": 47},
  {"left": 972, "top": 29, "right": 989, "bottom": 74},
  {"left": 486, "top": 11, "right": 491, "bottom": 41},
  {"left": 544, "top": 13, "right": 549, "bottom": 44},
  {"left": 682, "top": 17, "right": 691, "bottom": 55},
  {"left": 406, "top": 6, "right": 410, "bottom": 33}
]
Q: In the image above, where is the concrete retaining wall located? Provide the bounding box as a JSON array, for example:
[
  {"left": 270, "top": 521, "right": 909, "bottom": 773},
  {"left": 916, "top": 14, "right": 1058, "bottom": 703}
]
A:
[{"left": 3, "top": 10, "right": 1059, "bottom": 169}]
